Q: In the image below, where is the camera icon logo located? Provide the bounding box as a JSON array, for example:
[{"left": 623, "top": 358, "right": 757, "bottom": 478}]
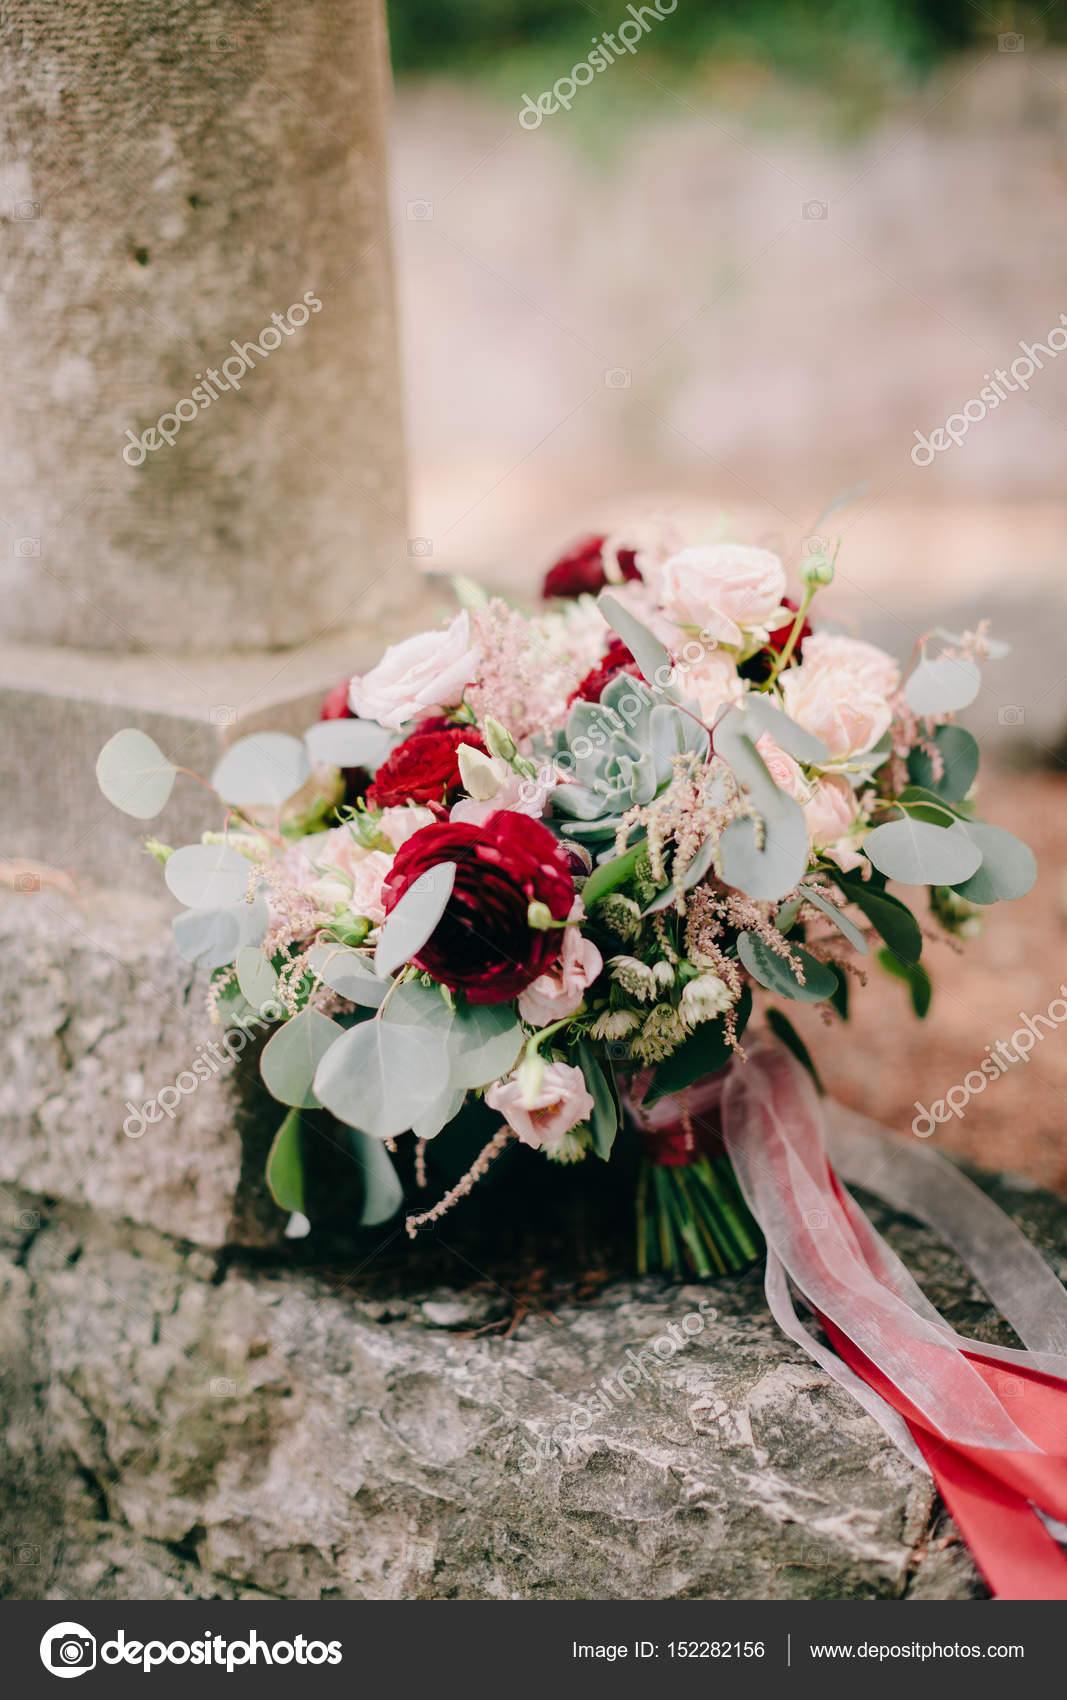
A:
[
  {"left": 802, "top": 200, "right": 828, "bottom": 220},
  {"left": 208, "top": 704, "right": 237, "bottom": 726},
  {"left": 999, "top": 32, "right": 1024, "bottom": 52},
  {"left": 40, "top": 1622, "right": 96, "bottom": 1678},
  {"left": 406, "top": 200, "right": 434, "bottom": 220},
  {"left": 13, "top": 537, "right": 40, "bottom": 557},
  {"left": 996, "top": 704, "right": 1025, "bottom": 727},
  {"left": 407, "top": 537, "right": 434, "bottom": 557},
  {"left": 13, "top": 200, "right": 41, "bottom": 220},
  {"left": 604, "top": 368, "right": 631, "bottom": 389},
  {"left": 14, "top": 872, "right": 40, "bottom": 893}
]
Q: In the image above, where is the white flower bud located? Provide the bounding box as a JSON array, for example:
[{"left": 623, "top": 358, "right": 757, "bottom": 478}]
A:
[{"left": 457, "top": 742, "right": 506, "bottom": 801}]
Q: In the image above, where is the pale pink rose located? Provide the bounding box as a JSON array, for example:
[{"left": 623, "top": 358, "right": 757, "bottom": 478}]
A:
[
  {"left": 450, "top": 767, "right": 556, "bottom": 827},
  {"left": 781, "top": 661, "right": 893, "bottom": 761},
  {"left": 754, "top": 731, "right": 806, "bottom": 800},
  {"left": 645, "top": 544, "right": 787, "bottom": 647},
  {"left": 348, "top": 610, "right": 481, "bottom": 730},
  {"left": 796, "top": 631, "right": 900, "bottom": 699},
  {"left": 378, "top": 804, "right": 435, "bottom": 849},
  {"left": 677, "top": 649, "right": 744, "bottom": 724},
  {"left": 803, "top": 775, "right": 858, "bottom": 848},
  {"left": 486, "top": 1061, "right": 595, "bottom": 1151},
  {"left": 306, "top": 828, "right": 393, "bottom": 922},
  {"left": 517, "top": 901, "right": 603, "bottom": 1026}
]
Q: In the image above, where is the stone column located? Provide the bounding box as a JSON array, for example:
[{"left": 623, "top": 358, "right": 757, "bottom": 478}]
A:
[{"left": 0, "top": 0, "right": 428, "bottom": 885}]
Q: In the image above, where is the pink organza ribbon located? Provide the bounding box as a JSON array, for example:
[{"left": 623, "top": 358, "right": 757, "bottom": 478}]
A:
[{"left": 721, "top": 1039, "right": 1067, "bottom": 1599}]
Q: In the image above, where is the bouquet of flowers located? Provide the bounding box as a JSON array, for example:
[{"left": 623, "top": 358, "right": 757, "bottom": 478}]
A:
[{"left": 95, "top": 523, "right": 1035, "bottom": 1278}]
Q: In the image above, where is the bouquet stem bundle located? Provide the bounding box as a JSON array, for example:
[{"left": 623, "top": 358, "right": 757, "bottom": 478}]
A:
[{"left": 637, "top": 1152, "right": 762, "bottom": 1278}]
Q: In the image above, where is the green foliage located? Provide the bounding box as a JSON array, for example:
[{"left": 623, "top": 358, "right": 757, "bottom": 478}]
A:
[
  {"left": 877, "top": 947, "right": 932, "bottom": 1018},
  {"left": 644, "top": 986, "right": 752, "bottom": 1104},
  {"left": 736, "top": 932, "right": 837, "bottom": 1002}
]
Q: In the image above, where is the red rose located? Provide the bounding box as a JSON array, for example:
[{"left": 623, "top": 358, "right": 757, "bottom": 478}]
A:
[
  {"left": 569, "top": 636, "right": 641, "bottom": 705},
  {"left": 382, "top": 812, "right": 575, "bottom": 1003},
  {"left": 767, "top": 597, "right": 812, "bottom": 658},
  {"left": 320, "top": 677, "right": 354, "bottom": 720},
  {"left": 367, "top": 725, "right": 486, "bottom": 810},
  {"left": 543, "top": 534, "right": 641, "bottom": 600}
]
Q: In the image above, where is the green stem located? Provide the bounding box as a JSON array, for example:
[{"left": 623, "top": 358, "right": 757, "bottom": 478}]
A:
[{"left": 768, "top": 584, "right": 815, "bottom": 681}]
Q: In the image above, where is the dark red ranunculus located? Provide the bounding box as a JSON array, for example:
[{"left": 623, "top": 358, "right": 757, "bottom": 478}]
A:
[
  {"left": 367, "top": 725, "right": 486, "bottom": 810},
  {"left": 320, "top": 677, "right": 354, "bottom": 719},
  {"left": 543, "top": 534, "right": 641, "bottom": 600},
  {"left": 739, "top": 597, "right": 812, "bottom": 684},
  {"left": 569, "top": 636, "right": 642, "bottom": 705},
  {"left": 382, "top": 812, "right": 575, "bottom": 1004}
]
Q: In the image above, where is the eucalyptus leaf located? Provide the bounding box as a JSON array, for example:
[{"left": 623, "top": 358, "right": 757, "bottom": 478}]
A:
[
  {"left": 907, "top": 725, "right": 979, "bottom": 803},
  {"left": 598, "top": 592, "right": 674, "bottom": 694},
  {"left": 172, "top": 893, "right": 268, "bottom": 970},
  {"left": 863, "top": 816, "right": 982, "bottom": 886},
  {"left": 304, "top": 718, "right": 395, "bottom": 772},
  {"left": 164, "top": 841, "right": 252, "bottom": 909},
  {"left": 411, "top": 1084, "right": 467, "bottom": 1142},
  {"left": 448, "top": 1003, "right": 524, "bottom": 1090},
  {"left": 831, "top": 875, "right": 922, "bottom": 966},
  {"left": 736, "top": 932, "right": 837, "bottom": 1002},
  {"left": 307, "top": 943, "right": 387, "bottom": 1007},
  {"left": 577, "top": 1041, "right": 618, "bottom": 1160},
  {"left": 260, "top": 1007, "right": 342, "bottom": 1109},
  {"left": 950, "top": 821, "right": 1037, "bottom": 904},
  {"left": 716, "top": 710, "right": 811, "bottom": 900},
  {"left": 899, "top": 784, "right": 964, "bottom": 820},
  {"left": 374, "top": 861, "right": 456, "bottom": 979},
  {"left": 235, "top": 946, "right": 279, "bottom": 1012},
  {"left": 211, "top": 731, "right": 311, "bottom": 808},
  {"left": 740, "top": 696, "right": 829, "bottom": 766},
  {"left": 798, "top": 885, "right": 868, "bottom": 954},
  {"left": 905, "top": 654, "right": 981, "bottom": 716},
  {"left": 96, "top": 728, "right": 176, "bottom": 819},
  {"left": 347, "top": 1127, "right": 405, "bottom": 1225},
  {"left": 313, "top": 1017, "right": 450, "bottom": 1138},
  {"left": 266, "top": 1108, "right": 304, "bottom": 1212}
]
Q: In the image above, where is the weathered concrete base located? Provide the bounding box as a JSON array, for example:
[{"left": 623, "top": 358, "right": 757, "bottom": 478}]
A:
[{"left": 0, "top": 1176, "right": 1025, "bottom": 1600}]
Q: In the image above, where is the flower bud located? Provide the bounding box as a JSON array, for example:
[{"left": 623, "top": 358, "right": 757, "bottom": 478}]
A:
[
  {"left": 483, "top": 716, "right": 518, "bottom": 762},
  {"left": 800, "top": 550, "right": 835, "bottom": 588},
  {"left": 141, "top": 836, "right": 174, "bottom": 864},
  {"left": 517, "top": 1048, "right": 545, "bottom": 1108},
  {"left": 457, "top": 742, "right": 505, "bottom": 801},
  {"left": 527, "top": 900, "right": 554, "bottom": 931}
]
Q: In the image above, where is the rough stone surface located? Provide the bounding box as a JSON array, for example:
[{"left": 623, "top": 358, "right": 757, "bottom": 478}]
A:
[
  {"left": 5, "top": 1165, "right": 1061, "bottom": 1601},
  {"left": 0, "top": 886, "right": 290, "bottom": 1250}
]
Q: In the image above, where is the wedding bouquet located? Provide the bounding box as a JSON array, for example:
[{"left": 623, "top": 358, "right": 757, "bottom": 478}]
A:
[{"left": 95, "top": 524, "right": 1035, "bottom": 1276}]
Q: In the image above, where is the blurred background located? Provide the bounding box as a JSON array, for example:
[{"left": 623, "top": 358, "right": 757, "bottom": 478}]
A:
[{"left": 387, "top": 0, "right": 1067, "bottom": 1189}]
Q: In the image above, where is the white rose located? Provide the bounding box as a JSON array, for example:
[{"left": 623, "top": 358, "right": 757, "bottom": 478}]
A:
[
  {"left": 348, "top": 610, "right": 481, "bottom": 730},
  {"left": 646, "top": 544, "right": 787, "bottom": 647}
]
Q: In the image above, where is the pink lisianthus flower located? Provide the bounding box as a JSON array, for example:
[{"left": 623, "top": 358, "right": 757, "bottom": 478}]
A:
[
  {"left": 486, "top": 1061, "right": 595, "bottom": 1151},
  {"left": 348, "top": 611, "right": 481, "bottom": 731},
  {"left": 517, "top": 901, "right": 603, "bottom": 1026}
]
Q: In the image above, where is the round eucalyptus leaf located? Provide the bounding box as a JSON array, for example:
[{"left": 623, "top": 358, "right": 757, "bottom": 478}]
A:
[
  {"left": 260, "top": 1007, "right": 342, "bottom": 1109},
  {"left": 235, "top": 946, "right": 279, "bottom": 1012},
  {"left": 165, "top": 842, "right": 252, "bottom": 909},
  {"left": 742, "top": 696, "right": 829, "bottom": 766},
  {"left": 905, "top": 655, "right": 981, "bottom": 716},
  {"left": 313, "top": 1018, "right": 450, "bottom": 1137},
  {"left": 737, "top": 932, "right": 837, "bottom": 1002},
  {"left": 863, "top": 816, "right": 982, "bottom": 886},
  {"left": 374, "top": 861, "right": 456, "bottom": 979},
  {"left": 348, "top": 1128, "right": 405, "bottom": 1226},
  {"left": 307, "top": 944, "right": 387, "bottom": 1007},
  {"left": 304, "top": 718, "right": 395, "bottom": 773},
  {"left": 96, "top": 728, "right": 176, "bottom": 819},
  {"left": 211, "top": 732, "right": 311, "bottom": 808},
  {"left": 448, "top": 1003, "right": 525, "bottom": 1090},
  {"left": 266, "top": 1108, "right": 304, "bottom": 1212},
  {"left": 950, "top": 821, "right": 1037, "bottom": 905},
  {"left": 172, "top": 907, "right": 242, "bottom": 970},
  {"left": 720, "top": 793, "right": 810, "bottom": 902},
  {"left": 906, "top": 725, "right": 979, "bottom": 803}
]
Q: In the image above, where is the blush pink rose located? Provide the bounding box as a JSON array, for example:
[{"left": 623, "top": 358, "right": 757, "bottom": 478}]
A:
[
  {"left": 677, "top": 649, "right": 744, "bottom": 724},
  {"left": 378, "top": 804, "right": 435, "bottom": 849},
  {"left": 517, "top": 901, "right": 603, "bottom": 1026},
  {"left": 348, "top": 610, "right": 481, "bottom": 730},
  {"left": 645, "top": 544, "right": 787, "bottom": 647},
  {"left": 803, "top": 774, "right": 857, "bottom": 845},
  {"left": 307, "top": 829, "right": 393, "bottom": 922},
  {"left": 781, "top": 650, "right": 895, "bottom": 761},
  {"left": 796, "top": 631, "right": 901, "bottom": 699},
  {"left": 755, "top": 731, "right": 806, "bottom": 800},
  {"left": 486, "top": 1061, "right": 595, "bottom": 1151}
]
